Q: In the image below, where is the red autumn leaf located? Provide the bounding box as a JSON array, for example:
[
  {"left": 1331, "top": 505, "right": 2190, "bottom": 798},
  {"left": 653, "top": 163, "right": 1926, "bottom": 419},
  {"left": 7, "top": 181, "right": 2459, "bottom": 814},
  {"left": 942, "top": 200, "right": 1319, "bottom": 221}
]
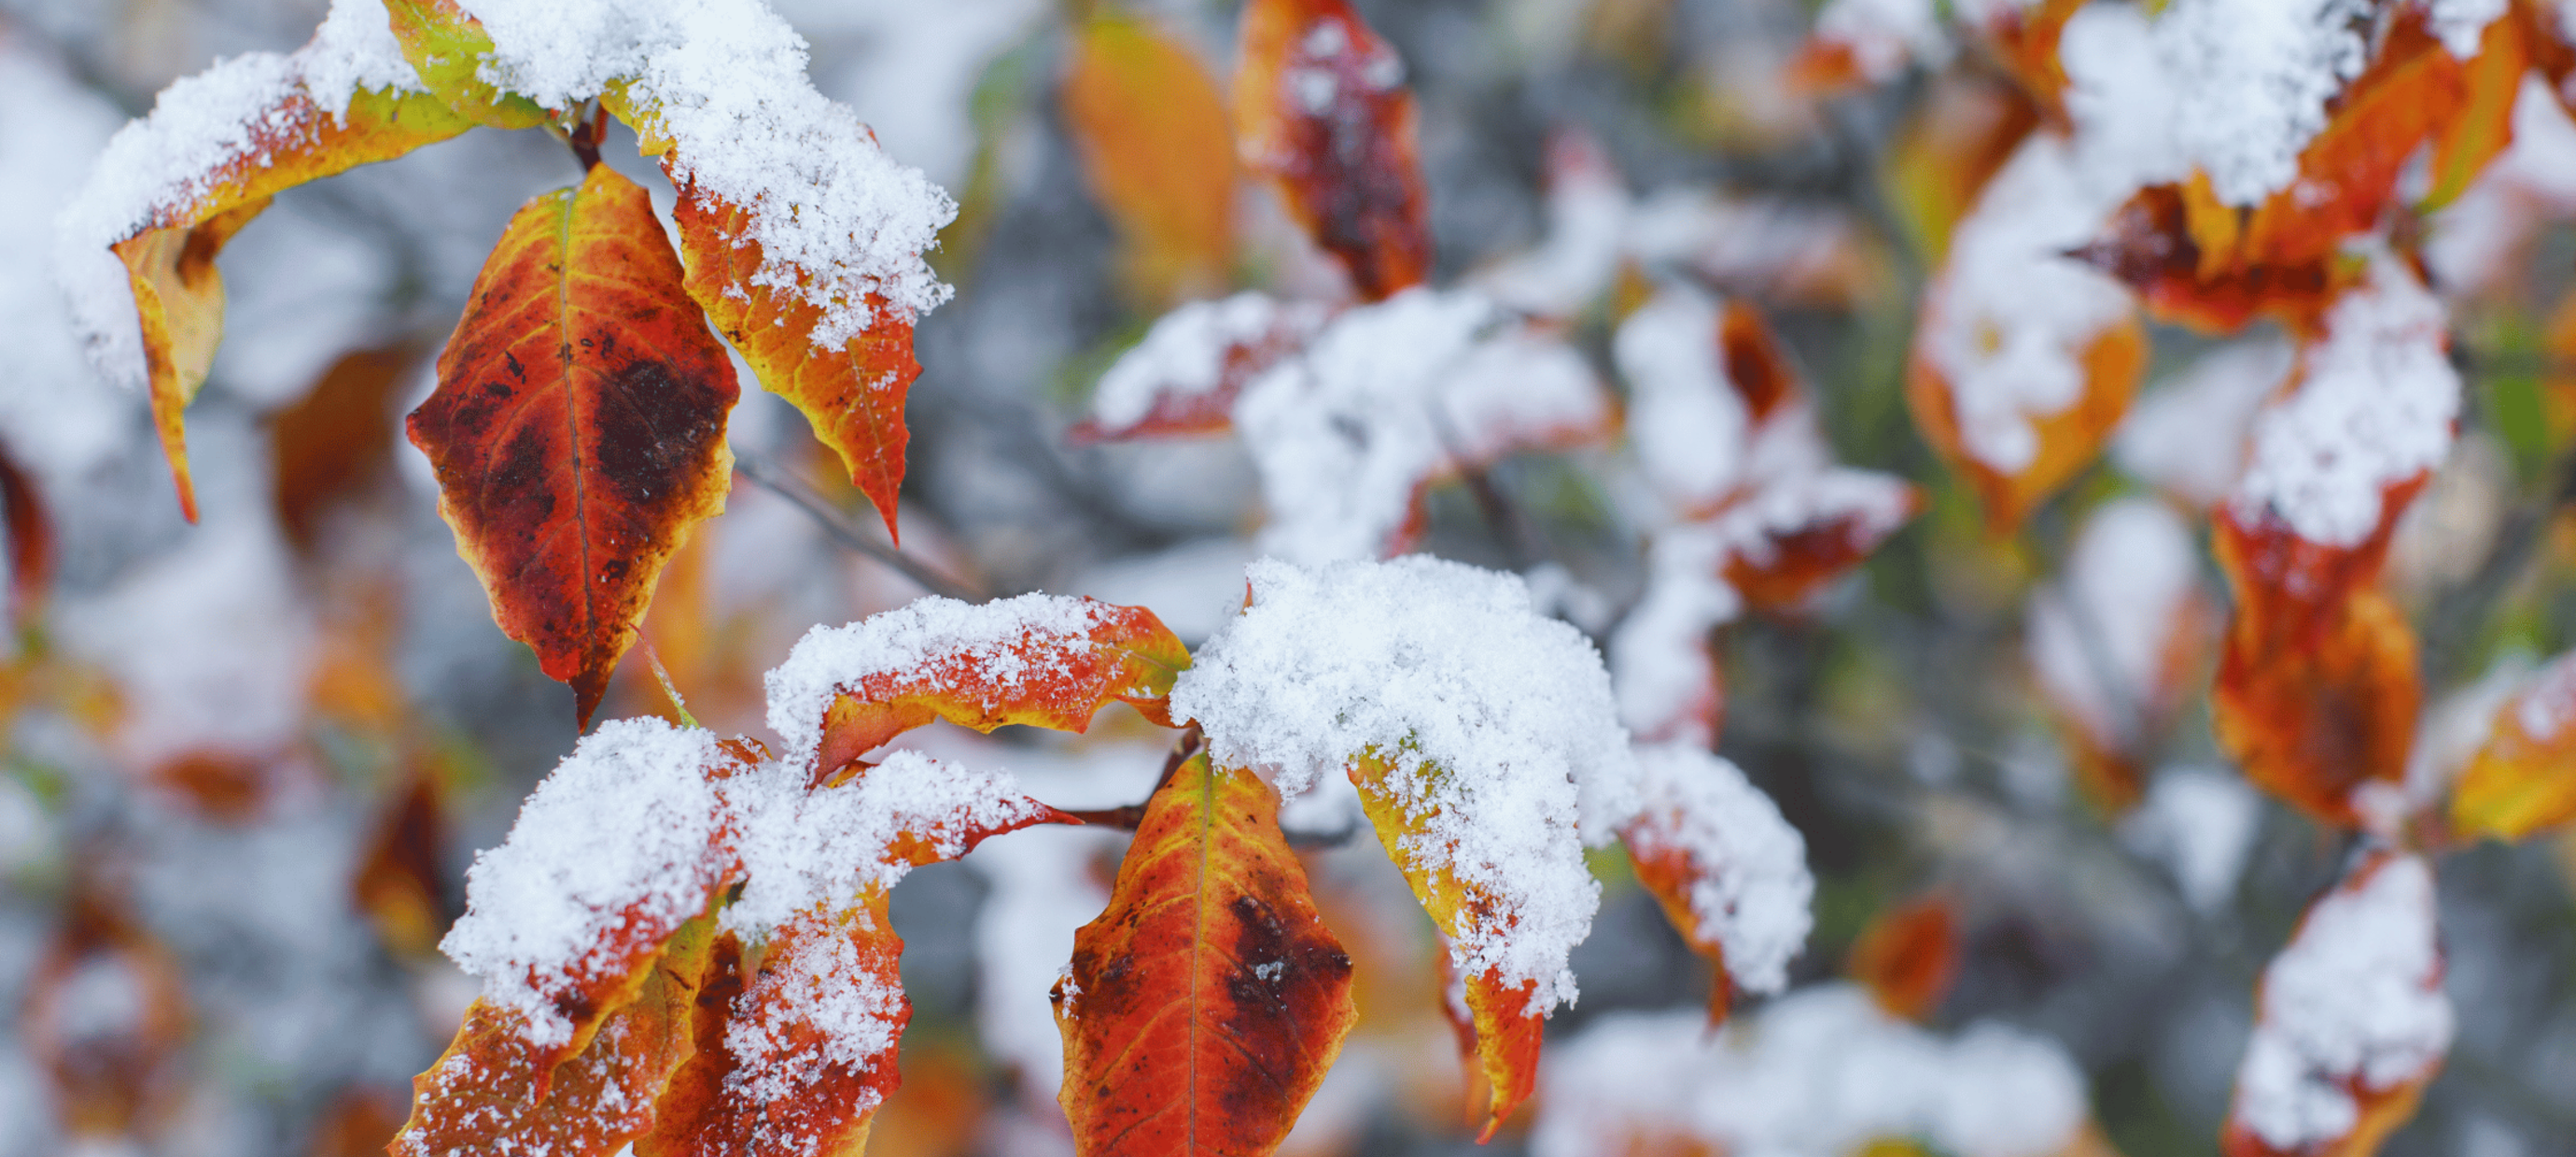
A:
[
  {"left": 1054, "top": 751, "right": 1358, "bottom": 1157},
  {"left": 76, "top": 35, "right": 471, "bottom": 522},
  {"left": 22, "top": 882, "right": 192, "bottom": 1139},
  {"left": 1846, "top": 893, "right": 1960, "bottom": 1022},
  {"left": 1619, "top": 744, "right": 1813, "bottom": 1025},
  {"left": 1981, "top": 0, "right": 2087, "bottom": 123},
  {"left": 2220, "top": 852, "right": 2448, "bottom": 1157},
  {"left": 1062, "top": 10, "right": 1239, "bottom": 304},
  {"left": 407, "top": 161, "right": 739, "bottom": 729},
  {"left": 2213, "top": 585, "right": 2422, "bottom": 829},
  {"left": 2449, "top": 651, "right": 2576, "bottom": 841},
  {"left": 397, "top": 913, "right": 716, "bottom": 1157},
  {"left": 2234, "top": 15, "right": 2465, "bottom": 271},
  {"left": 2423, "top": 4, "right": 2529, "bottom": 210},
  {"left": 2073, "top": 183, "right": 2355, "bottom": 335},
  {"left": 1716, "top": 472, "right": 1927, "bottom": 612},
  {"left": 763, "top": 595, "right": 1190, "bottom": 785},
  {"left": 1235, "top": 0, "right": 1433, "bottom": 300}
]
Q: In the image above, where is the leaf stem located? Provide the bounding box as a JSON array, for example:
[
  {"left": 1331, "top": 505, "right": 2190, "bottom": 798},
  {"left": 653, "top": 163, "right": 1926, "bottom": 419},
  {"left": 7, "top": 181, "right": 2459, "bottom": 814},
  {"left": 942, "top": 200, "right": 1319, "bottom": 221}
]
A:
[{"left": 729, "top": 449, "right": 987, "bottom": 601}]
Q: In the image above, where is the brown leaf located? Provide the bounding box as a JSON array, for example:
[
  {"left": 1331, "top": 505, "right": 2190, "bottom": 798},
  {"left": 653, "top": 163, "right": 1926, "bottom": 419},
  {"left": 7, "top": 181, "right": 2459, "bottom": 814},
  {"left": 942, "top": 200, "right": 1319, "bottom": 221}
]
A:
[
  {"left": 1236, "top": 0, "right": 1434, "bottom": 300},
  {"left": 1054, "top": 753, "right": 1357, "bottom": 1157},
  {"left": 407, "top": 162, "right": 738, "bottom": 728},
  {"left": 271, "top": 344, "right": 416, "bottom": 553},
  {"left": 354, "top": 772, "right": 454, "bottom": 959},
  {"left": 1063, "top": 11, "right": 1239, "bottom": 304},
  {"left": 1846, "top": 894, "right": 1959, "bottom": 1022}
]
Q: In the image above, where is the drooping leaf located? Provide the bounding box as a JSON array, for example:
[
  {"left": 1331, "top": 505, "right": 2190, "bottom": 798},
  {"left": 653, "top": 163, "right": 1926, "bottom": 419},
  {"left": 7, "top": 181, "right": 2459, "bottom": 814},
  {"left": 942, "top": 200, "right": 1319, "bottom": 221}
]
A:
[
  {"left": 764, "top": 595, "right": 1190, "bottom": 784},
  {"left": 1619, "top": 744, "right": 1814, "bottom": 1025},
  {"left": 1063, "top": 11, "right": 1239, "bottom": 304},
  {"left": 2450, "top": 652, "right": 2576, "bottom": 841},
  {"left": 395, "top": 913, "right": 716, "bottom": 1157},
  {"left": 1054, "top": 753, "right": 1357, "bottom": 1157},
  {"left": 1845, "top": 893, "right": 1959, "bottom": 1023},
  {"left": 2219, "top": 853, "right": 2448, "bottom": 1157},
  {"left": 84, "top": 59, "right": 470, "bottom": 521},
  {"left": 407, "top": 162, "right": 739, "bottom": 728},
  {"left": 1235, "top": 0, "right": 1433, "bottom": 300},
  {"left": 0, "top": 437, "right": 55, "bottom": 633},
  {"left": 271, "top": 344, "right": 416, "bottom": 552}
]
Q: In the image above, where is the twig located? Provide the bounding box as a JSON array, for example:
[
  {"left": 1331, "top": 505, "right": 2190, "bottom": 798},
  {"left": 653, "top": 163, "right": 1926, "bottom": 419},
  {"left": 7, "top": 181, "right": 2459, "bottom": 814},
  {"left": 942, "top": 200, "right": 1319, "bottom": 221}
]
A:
[{"left": 730, "top": 450, "right": 987, "bottom": 602}]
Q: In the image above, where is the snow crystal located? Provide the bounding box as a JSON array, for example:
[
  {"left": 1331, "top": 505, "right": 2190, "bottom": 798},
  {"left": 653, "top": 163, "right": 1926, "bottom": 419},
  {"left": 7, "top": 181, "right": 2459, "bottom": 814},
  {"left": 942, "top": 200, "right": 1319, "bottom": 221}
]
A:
[
  {"left": 2115, "top": 339, "right": 2291, "bottom": 509},
  {"left": 2160, "top": 0, "right": 2373, "bottom": 206},
  {"left": 440, "top": 718, "right": 732, "bottom": 1046},
  {"left": 455, "top": 0, "right": 959, "bottom": 345},
  {"left": 1617, "top": 287, "right": 1749, "bottom": 513},
  {"left": 1919, "top": 133, "right": 2136, "bottom": 474},
  {"left": 1625, "top": 744, "right": 1813, "bottom": 995},
  {"left": 723, "top": 748, "right": 1050, "bottom": 936},
  {"left": 1532, "top": 986, "right": 2088, "bottom": 1157},
  {"left": 2231, "top": 255, "right": 2458, "bottom": 547},
  {"left": 762, "top": 593, "right": 1131, "bottom": 770},
  {"left": 1172, "top": 556, "right": 1636, "bottom": 1012},
  {"left": 2119, "top": 767, "right": 2261, "bottom": 913},
  {"left": 2233, "top": 853, "right": 2452, "bottom": 1150},
  {"left": 2026, "top": 497, "right": 2199, "bottom": 743},
  {"left": 1811, "top": 0, "right": 1949, "bottom": 82},
  {"left": 1086, "top": 293, "right": 1330, "bottom": 435},
  {"left": 722, "top": 909, "right": 904, "bottom": 1105},
  {"left": 1231, "top": 287, "right": 1609, "bottom": 564},
  {"left": 53, "top": 0, "right": 428, "bottom": 391}
]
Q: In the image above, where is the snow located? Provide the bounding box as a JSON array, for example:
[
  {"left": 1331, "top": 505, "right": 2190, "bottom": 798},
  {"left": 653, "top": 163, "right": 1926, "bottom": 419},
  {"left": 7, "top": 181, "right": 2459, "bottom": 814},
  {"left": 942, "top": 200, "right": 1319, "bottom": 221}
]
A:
[
  {"left": 721, "top": 907, "right": 905, "bottom": 1105},
  {"left": 2230, "top": 254, "right": 2458, "bottom": 547},
  {"left": 1810, "top": 0, "right": 1948, "bottom": 82},
  {"left": 1070, "top": 537, "right": 1261, "bottom": 643},
  {"left": 762, "top": 592, "right": 1140, "bottom": 771},
  {"left": 1171, "top": 556, "right": 1636, "bottom": 1014},
  {"left": 1231, "top": 287, "right": 1610, "bottom": 563},
  {"left": 1917, "top": 133, "right": 2137, "bottom": 474},
  {"left": 2115, "top": 339, "right": 2291, "bottom": 508},
  {"left": 1613, "top": 531, "right": 1740, "bottom": 745},
  {"left": 2119, "top": 767, "right": 2261, "bottom": 913},
  {"left": 2059, "top": 3, "right": 2188, "bottom": 193},
  {"left": 2160, "top": 0, "right": 2373, "bottom": 206},
  {"left": 2025, "top": 497, "right": 2199, "bottom": 744},
  {"left": 438, "top": 718, "right": 734, "bottom": 1048},
  {"left": 2233, "top": 853, "right": 2452, "bottom": 1149},
  {"left": 1532, "top": 986, "right": 2088, "bottom": 1157},
  {"left": 1476, "top": 132, "right": 1629, "bottom": 318},
  {"left": 53, "top": 0, "right": 428, "bottom": 392},
  {"left": 1617, "top": 287, "right": 1749, "bottom": 514},
  {"left": 972, "top": 826, "right": 1118, "bottom": 1101},
  {"left": 2513, "top": 651, "right": 2576, "bottom": 740},
  {"left": 1623, "top": 744, "right": 1813, "bottom": 995},
  {"left": 1085, "top": 293, "right": 1330, "bottom": 436},
  {"left": 2429, "top": 0, "right": 2508, "bottom": 59}
]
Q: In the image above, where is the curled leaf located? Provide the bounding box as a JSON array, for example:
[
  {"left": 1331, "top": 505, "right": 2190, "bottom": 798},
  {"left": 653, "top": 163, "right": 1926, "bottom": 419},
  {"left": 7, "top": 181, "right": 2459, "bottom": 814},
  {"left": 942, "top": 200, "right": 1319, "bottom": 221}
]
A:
[
  {"left": 1054, "top": 753, "right": 1357, "bottom": 1157},
  {"left": 1619, "top": 744, "right": 1814, "bottom": 1025},
  {"left": 407, "top": 162, "right": 738, "bottom": 727}
]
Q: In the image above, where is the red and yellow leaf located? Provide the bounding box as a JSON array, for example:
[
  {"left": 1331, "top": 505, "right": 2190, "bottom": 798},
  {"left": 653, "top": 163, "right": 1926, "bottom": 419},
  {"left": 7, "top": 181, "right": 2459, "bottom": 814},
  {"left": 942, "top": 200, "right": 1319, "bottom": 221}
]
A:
[
  {"left": 1235, "top": 0, "right": 1433, "bottom": 300},
  {"left": 1054, "top": 753, "right": 1357, "bottom": 1157},
  {"left": 2213, "top": 586, "right": 2422, "bottom": 829},
  {"left": 2074, "top": 183, "right": 2354, "bottom": 335},
  {"left": 406, "top": 162, "right": 738, "bottom": 728},
  {"left": 1063, "top": 11, "right": 1239, "bottom": 305},
  {"left": 2451, "top": 653, "right": 2576, "bottom": 841},
  {"left": 1846, "top": 893, "right": 1959, "bottom": 1022},
  {"left": 1981, "top": 0, "right": 2087, "bottom": 123},
  {"left": 395, "top": 913, "right": 715, "bottom": 1157},
  {"left": 2423, "top": 6, "right": 2528, "bottom": 210},
  {"left": 105, "top": 80, "right": 469, "bottom": 522},
  {"left": 381, "top": 0, "right": 553, "bottom": 128},
  {"left": 1349, "top": 750, "right": 1543, "bottom": 1141},
  {"left": 2235, "top": 16, "right": 2467, "bottom": 270}
]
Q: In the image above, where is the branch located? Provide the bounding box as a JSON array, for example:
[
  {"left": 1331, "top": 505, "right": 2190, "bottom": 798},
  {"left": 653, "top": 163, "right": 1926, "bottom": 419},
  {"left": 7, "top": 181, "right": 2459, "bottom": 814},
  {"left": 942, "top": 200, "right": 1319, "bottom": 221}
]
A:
[{"left": 730, "top": 450, "right": 987, "bottom": 602}]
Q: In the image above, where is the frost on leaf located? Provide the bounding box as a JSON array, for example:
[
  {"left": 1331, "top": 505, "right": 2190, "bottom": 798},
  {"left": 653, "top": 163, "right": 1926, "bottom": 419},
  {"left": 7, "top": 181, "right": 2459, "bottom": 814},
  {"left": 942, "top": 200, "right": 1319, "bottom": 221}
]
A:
[
  {"left": 1076, "top": 293, "right": 1332, "bottom": 442},
  {"left": 2449, "top": 650, "right": 2576, "bottom": 841},
  {"left": 2025, "top": 497, "right": 2213, "bottom": 811},
  {"left": 761, "top": 594, "right": 1189, "bottom": 784},
  {"left": 2222, "top": 852, "right": 2450, "bottom": 1157},
  {"left": 1531, "top": 987, "right": 2089, "bottom": 1157},
  {"left": 1617, "top": 744, "right": 1815, "bottom": 1024},
  {"left": 1235, "top": 0, "right": 1432, "bottom": 300},
  {"left": 1062, "top": 9, "right": 1239, "bottom": 304},
  {"left": 407, "top": 162, "right": 739, "bottom": 728},
  {"left": 55, "top": 0, "right": 469, "bottom": 521},
  {"left": 1054, "top": 753, "right": 1358, "bottom": 1157},
  {"left": 1908, "top": 133, "right": 2145, "bottom": 530},
  {"left": 1232, "top": 287, "right": 1614, "bottom": 564},
  {"left": 1171, "top": 556, "right": 1634, "bottom": 1136}
]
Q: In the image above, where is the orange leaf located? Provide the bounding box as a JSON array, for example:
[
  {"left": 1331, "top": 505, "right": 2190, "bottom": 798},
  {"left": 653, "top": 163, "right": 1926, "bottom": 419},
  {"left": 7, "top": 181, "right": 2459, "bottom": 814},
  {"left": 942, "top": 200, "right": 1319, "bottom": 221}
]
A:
[
  {"left": 767, "top": 595, "right": 1190, "bottom": 785},
  {"left": 396, "top": 913, "right": 715, "bottom": 1157},
  {"left": 308, "top": 1087, "right": 408, "bottom": 1157},
  {"left": 2450, "top": 653, "right": 2576, "bottom": 841},
  {"left": 1845, "top": 894, "right": 1959, "bottom": 1022},
  {"left": 2220, "top": 852, "right": 2447, "bottom": 1157},
  {"left": 407, "top": 162, "right": 738, "bottom": 728},
  {"left": 1054, "top": 753, "right": 1357, "bottom": 1157},
  {"left": 1235, "top": 0, "right": 1433, "bottom": 300},
  {"left": 1981, "top": 0, "right": 2086, "bottom": 123},
  {"left": 1718, "top": 474, "right": 1927, "bottom": 612},
  {"left": 1063, "top": 11, "right": 1239, "bottom": 304},
  {"left": 2235, "top": 16, "right": 2467, "bottom": 269},
  {"left": 2213, "top": 586, "right": 2421, "bottom": 829},
  {"left": 0, "top": 437, "right": 55, "bottom": 633},
  {"left": 1351, "top": 749, "right": 1544, "bottom": 1141},
  {"left": 354, "top": 772, "right": 454, "bottom": 959},
  {"left": 91, "top": 77, "right": 469, "bottom": 521},
  {"left": 2423, "top": 7, "right": 2529, "bottom": 211},
  {"left": 1906, "top": 312, "right": 2145, "bottom": 534},
  {"left": 1619, "top": 745, "right": 1813, "bottom": 1025},
  {"left": 271, "top": 344, "right": 416, "bottom": 553},
  {"left": 641, "top": 899, "right": 905, "bottom": 1157}
]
